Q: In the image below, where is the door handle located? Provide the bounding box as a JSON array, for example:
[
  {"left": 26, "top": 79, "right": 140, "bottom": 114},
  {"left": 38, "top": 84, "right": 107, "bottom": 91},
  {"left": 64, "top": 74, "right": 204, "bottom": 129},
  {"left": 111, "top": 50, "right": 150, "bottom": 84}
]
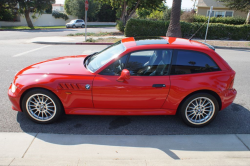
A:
[{"left": 152, "top": 84, "right": 166, "bottom": 88}]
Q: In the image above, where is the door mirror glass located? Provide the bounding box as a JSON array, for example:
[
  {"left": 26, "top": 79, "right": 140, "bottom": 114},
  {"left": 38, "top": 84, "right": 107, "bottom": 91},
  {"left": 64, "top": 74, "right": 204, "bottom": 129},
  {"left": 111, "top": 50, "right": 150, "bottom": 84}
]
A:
[{"left": 117, "top": 69, "right": 130, "bottom": 82}]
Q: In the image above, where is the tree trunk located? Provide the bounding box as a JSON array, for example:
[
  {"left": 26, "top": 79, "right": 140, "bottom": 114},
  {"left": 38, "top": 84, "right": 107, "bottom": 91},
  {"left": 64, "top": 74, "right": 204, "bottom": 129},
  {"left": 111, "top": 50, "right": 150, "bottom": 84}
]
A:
[
  {"left": 246, "top": 10, "right": 250, "bottom": 24},
  {"left": 166, "top": 0, "right": 182, "bottom": 37},
  {"left": 120, "top": 0, "right": 127, "bottom": 25},
  {"left": 24, "top": 9, "right": 34, "bottom": 29},
  {"left": 126, "top": 0, "right": 140, "bottom": 23}
]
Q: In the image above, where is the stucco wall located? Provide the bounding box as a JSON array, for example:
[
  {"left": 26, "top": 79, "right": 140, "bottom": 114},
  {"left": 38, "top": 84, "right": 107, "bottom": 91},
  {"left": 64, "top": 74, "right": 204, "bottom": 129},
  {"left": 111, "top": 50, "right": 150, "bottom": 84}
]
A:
[
  {"left": 197, "top": 7, "right": 248, "bottom": 18},
  {"left": 0, "top": 14, "right": 78, "bottom": 26},
  {"left": 0, "top": 14, "right": 116, "bottom": 27}
]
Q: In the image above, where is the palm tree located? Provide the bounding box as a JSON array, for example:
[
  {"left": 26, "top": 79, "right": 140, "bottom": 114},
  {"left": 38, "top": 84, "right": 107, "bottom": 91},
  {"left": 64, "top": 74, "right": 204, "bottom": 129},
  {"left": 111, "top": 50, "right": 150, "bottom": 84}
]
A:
[{"left": 166, "top": 0, "right": 182, "bottom": 37}]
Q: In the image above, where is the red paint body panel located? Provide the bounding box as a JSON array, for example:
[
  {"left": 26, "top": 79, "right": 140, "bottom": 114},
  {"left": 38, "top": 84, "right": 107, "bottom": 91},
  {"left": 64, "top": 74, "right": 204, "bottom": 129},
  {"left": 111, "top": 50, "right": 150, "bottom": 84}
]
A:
[
  {"left": 8, "top": 37, "right": 237, "bottom": 117},
  {"left": 66, "top": 108, "right": 176, "bottom": 115},
  {"left": 93, "top": 75, "right": 170, "bottom": 109}
]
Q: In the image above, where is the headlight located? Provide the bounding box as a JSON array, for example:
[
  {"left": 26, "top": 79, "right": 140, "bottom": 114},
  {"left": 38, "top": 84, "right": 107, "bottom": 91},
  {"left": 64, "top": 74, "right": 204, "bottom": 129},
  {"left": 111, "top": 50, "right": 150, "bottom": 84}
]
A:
[{"left": 11, "top": 83, "right": 17, "bottom": 93}]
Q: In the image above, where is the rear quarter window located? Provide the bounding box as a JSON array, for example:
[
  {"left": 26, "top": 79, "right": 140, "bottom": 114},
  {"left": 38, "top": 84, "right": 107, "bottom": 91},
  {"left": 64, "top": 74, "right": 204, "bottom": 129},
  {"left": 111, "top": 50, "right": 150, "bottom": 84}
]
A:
[{"left": 171, "top": 50, "right": 220, "bottom": 75}]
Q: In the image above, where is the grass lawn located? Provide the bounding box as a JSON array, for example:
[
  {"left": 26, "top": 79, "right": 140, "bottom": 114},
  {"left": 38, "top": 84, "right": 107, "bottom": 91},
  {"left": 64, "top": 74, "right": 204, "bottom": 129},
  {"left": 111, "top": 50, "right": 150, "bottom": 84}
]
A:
[
  {"left": 0, "top": 25, "right": 115, "bottom": 30},
  {"left": 67, "top": 32, "right": 123, "bottom": 37},
  {"left": 85, "top": 37, "right": 123, "bottom": 43}
]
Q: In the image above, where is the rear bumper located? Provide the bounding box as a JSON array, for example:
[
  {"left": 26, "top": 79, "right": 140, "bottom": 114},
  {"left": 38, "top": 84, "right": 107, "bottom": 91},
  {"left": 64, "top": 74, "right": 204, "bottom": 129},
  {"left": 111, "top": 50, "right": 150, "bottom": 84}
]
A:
[
  {"left": 220, "top": 89, "right": 237, "bottom": 110},
  {"left": 8, "top": 85, "right": 22, "bottom": 112}
]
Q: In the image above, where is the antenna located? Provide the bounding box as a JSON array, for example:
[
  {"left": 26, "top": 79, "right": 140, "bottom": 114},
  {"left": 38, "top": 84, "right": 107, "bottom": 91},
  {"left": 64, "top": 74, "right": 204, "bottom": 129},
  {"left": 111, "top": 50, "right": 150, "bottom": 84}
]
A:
[{"left": 189, "top": 22, "right": 207, "bottom": 40}]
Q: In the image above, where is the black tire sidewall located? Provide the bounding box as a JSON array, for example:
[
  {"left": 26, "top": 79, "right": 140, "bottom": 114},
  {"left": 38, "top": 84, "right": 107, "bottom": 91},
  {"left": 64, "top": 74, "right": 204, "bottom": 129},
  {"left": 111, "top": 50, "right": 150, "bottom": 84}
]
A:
[
  {"left": 179, "top": 93, "right": 219, "bottom": 127},
  {"left": 21, "top": 89, "right": 63, "bottom": 124}
]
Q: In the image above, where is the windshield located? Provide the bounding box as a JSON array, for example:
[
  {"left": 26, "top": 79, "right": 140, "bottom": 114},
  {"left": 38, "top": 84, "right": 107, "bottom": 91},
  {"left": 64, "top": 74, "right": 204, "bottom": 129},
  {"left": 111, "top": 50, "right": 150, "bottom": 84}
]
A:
[
  {"left": 70, "top": 20, "right": 76, "bottom": 23},
  {"left": 87, "top": 41, "right": 125, "bottom": 72}
]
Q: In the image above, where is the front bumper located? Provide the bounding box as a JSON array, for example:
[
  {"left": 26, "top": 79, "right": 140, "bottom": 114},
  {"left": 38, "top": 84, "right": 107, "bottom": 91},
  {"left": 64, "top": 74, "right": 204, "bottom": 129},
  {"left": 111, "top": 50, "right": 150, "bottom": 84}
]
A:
[
  {"left": 8, "top": 84, "right": 22, "bottom": 112},
  {"left": 66, "top": 24, "right": 73, "bottom": 28},
  {"left": 220, "top": 88, "right": 237, "bottom": 110}
]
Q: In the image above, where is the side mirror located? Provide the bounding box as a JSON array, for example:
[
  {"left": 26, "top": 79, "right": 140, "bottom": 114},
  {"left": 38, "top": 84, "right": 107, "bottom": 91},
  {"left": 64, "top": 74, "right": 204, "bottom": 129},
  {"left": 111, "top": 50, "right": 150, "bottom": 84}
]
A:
[{"left": 117, "top": 69, "right": 130, "bottom": 82}]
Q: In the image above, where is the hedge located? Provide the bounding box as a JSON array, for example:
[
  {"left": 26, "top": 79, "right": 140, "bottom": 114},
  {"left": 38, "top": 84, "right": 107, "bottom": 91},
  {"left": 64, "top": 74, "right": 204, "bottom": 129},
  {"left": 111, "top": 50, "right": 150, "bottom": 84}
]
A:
[
  {"left": 125, "top": 19, "right": 250, "bottom": 40},
  {"left": 52, "top": 10, "right": 69, "bottom": 21},
  {"left": 193, "top": 15, "right": 246, "bottom": 25}
]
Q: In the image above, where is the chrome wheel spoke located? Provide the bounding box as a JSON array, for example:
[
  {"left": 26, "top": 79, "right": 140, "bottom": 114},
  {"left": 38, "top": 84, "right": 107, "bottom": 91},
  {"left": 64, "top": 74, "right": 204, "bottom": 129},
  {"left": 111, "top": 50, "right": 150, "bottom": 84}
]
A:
[
  {"left": 47, "top": 108, "right": 55, "bottom": 112},
  {"left": 185, "top": 97, "right": 215, "bottom": 125},
  {"left": 26, "top": 93, "right": 57, "bottom": 122}
]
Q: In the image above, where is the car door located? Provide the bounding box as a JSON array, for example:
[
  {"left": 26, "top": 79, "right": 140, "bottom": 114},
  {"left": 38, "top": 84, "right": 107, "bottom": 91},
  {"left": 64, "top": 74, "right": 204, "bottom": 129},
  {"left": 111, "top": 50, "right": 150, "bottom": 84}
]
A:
[
  {"left": 92, "top": 49, "right": 172, "bottom": 109},
  {"left": 76, "top": 20, "right": 81, "bottom": 27}
]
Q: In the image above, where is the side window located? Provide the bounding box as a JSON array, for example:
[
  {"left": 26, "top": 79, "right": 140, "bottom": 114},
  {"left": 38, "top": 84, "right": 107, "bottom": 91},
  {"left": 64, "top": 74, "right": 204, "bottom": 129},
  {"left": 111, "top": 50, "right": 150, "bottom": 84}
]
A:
[
  {"left": 99, "top": 55, "right": 128, "bottom": 75},
  {"left": 126, "top": 50, "right": 172, "bottom": 76},
  {"left": 170, "top": 50, "right": 220, "bottom": 75}
]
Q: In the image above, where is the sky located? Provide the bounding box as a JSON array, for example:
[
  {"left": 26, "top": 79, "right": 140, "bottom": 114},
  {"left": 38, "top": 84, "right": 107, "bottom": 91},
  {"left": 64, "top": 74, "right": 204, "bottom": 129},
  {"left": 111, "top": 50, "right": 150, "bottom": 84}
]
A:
[
  {"left": 56, "top": 0, "right": 197, "bottom": 10},
  {"left": 166, "top": 0, "right": 197, "bottom": 10}
]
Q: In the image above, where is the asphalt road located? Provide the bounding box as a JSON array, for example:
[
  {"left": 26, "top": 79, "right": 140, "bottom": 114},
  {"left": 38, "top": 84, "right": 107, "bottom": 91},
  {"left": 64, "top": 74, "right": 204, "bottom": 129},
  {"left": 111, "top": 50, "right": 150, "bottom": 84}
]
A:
[
  {"left": 0, "top": 27, "right": 119, "bottom": 40},
  {"left": 0, "top": 38, "right": 250, "bottom": 135}
]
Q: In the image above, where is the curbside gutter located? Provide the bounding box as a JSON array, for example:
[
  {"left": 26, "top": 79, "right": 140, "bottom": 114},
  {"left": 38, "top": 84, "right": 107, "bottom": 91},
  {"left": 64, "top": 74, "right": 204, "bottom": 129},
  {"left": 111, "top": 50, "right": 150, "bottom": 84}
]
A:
[
  {"left": 33, "top": 41, "right": 250, "bottom": 50},
  {"left": 32, "top": 41, "right": 114, "bottom": 45},
  {"left": 214, "top": 46, "right": 250, "bottom": 50}
]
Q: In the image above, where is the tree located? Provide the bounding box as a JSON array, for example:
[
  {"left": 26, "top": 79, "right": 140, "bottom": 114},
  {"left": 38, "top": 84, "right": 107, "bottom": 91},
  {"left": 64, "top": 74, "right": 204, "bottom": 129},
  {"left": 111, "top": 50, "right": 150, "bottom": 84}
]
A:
[
  {"left": 219, "top": 0, "right": 250, "bottom": 12},
  {"left": 65, "top": 0, "right": 100, "bottom": 21},
  {"left": 219, "top": 0, "right": 250, "bottom": 24},
  {"left": 16, "top": 0, "right": 55, "bottom": 29},
  {"left": 166, "top": 0, "right": 182, "bottom": 37},
  {"left": 0, "top": 0, "right": 17, "bottom": 21},
  {"left": 97, "top": 4, "right": 116, "bottom": 22},
  {"left": 100, "top": 0, "right": 164, "bottom": 25},
  {"left": 137, "top": 2, "right": 166, "bottom": 19}
]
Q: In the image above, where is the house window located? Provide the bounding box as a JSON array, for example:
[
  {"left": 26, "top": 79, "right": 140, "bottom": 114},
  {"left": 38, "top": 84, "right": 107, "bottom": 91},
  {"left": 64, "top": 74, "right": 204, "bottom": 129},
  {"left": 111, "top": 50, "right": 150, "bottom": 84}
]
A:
[
  {"left": 207, "top": 10, "right": 233, "bottom": 17},
  {"left": 225, "top": 11, "right": 233, "bottom": 17}
]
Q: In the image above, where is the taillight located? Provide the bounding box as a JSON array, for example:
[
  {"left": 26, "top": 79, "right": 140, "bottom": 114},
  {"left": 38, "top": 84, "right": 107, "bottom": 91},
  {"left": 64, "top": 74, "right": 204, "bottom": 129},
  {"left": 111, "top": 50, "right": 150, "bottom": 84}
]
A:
[{"left": 228, "top": 79, "right": 234, "bottom": 89}]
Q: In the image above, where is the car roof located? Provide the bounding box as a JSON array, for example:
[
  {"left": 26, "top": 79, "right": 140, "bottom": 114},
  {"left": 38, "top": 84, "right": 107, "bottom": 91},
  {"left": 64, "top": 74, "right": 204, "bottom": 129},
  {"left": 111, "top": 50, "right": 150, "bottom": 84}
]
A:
[{"left": 121, "top": 37, "right": 215, "bottom": 51}]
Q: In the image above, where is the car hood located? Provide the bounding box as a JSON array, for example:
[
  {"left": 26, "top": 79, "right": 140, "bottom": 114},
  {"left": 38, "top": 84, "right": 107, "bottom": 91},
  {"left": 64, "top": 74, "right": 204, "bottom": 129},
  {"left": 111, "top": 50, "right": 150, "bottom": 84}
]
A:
[{"left": 16, "top": 55, "right": 93, "bottom": 76}]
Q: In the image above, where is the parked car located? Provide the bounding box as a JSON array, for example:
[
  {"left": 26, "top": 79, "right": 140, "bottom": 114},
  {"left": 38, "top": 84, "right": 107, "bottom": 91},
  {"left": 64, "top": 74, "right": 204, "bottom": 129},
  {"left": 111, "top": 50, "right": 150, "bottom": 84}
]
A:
[
  {"left": 8, "top": 37, "right": 237, "bottom": 127},
  {"left": 66, "top": 19, "right": 85, "bottom": 28}
]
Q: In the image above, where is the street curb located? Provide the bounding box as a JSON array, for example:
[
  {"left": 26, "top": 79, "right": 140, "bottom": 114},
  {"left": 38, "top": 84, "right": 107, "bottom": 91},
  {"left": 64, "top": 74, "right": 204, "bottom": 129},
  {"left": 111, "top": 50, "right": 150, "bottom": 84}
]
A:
[
  {"left": 33, "top": 41, "right": 250, "bottom": 50},
  {"left": 33, "top": 42, "right": 114, "bottom": 45},
  {"left": 214, "top": 46, "right": 250, "bottom": 50}
]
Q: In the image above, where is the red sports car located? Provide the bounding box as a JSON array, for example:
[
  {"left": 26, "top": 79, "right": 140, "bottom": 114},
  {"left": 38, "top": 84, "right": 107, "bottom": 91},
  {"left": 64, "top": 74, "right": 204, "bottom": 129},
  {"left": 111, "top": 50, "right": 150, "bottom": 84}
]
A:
[{"left": 8, "top": 37, "right": 237, "bottom": 127}]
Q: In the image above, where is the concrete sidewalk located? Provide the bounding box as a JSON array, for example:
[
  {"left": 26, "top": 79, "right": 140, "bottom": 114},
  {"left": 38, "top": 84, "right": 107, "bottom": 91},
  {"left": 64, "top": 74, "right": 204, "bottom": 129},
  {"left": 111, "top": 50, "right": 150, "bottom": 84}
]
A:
[{"left": 0, "top": 133, "right": 250, "bottom": 166}]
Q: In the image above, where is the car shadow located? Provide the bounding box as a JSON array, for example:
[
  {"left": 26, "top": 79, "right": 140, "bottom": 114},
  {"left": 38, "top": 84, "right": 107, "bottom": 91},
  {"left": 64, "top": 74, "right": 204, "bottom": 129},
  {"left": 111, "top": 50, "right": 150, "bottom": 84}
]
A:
[
  {"left": 17, "top": 103, "right": 250, "bottom": 135},
  {"left": 16, "top": 103, "right": 250, "bottom": 160}
]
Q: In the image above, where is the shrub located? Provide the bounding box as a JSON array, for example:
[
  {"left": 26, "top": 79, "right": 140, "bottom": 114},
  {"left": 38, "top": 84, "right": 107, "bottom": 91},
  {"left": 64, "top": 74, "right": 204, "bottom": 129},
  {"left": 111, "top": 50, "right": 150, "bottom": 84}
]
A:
[
  {"left": 181, "top": 11, "right": 195, "bottom": 23},
  {"left": 86, "top": 38, "right": 96, "bottom": 42},
  {"left": 116, "top": 20, "right": 125, "bottom": 32},
  {"left": 147, "top": 10, "right": 164, "bottom": 21},
  {"left": 125, "top": 18, "right": 250, "bottom": 40},
  {"left": 52, "top": 10, "right": 69, "bottom": 21},
  {"left": 193, "top": 15, "right": 246, "bottom": 25}
]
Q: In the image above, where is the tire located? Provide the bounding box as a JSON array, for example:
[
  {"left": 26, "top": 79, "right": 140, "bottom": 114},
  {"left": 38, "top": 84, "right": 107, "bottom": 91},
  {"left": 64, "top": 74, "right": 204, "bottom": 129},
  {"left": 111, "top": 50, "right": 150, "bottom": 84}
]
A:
[
  {"left": 179, "top": 93, "right": 219, "bottom": 127},
  {"left": 72, "top": 25, "right": 76, "bottom": 28},
  {"left": 21, "top": 89, "right": 63, "bottom": 124},
  {"left": 81, "top": 24, "right": 85, "bottom": 28}
]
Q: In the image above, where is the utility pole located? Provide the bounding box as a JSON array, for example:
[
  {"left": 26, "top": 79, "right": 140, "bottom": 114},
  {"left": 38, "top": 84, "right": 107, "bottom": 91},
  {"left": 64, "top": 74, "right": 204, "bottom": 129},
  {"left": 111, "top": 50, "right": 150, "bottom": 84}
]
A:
[
  {"left": 205, "top": 6, "right": 213, "bottom": 43},
  {"left": 85, "top": 0, "right": 88, "bottom": 41}
]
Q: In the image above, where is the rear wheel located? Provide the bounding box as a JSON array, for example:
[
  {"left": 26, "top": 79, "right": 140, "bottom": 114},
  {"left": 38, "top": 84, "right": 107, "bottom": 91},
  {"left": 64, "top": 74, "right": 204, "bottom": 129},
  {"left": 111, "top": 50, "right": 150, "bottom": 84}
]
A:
[
  {"left": 179, "top": 93, "right": 219, "bottom": 127},
  {"left": 81, "top": 24, "right": 85, "bottom": 28},
  {"left": 21, "top": 89, "right": 63, "bottom": 124}
]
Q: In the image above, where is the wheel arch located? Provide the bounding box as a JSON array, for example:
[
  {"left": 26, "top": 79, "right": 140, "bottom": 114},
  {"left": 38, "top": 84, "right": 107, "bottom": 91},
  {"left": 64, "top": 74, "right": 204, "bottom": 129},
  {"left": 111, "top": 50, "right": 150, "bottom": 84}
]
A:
[
  {"left": 20, "top": 87, "right": 64, "bottom": 113},
  {"left": 177, "top": 89, "right": 222, "bottom": 114}
]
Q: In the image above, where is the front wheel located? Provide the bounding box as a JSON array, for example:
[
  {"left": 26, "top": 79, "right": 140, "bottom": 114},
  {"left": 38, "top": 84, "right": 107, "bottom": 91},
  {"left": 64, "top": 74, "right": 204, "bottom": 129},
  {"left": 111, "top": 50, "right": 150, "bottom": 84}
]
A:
[
  {"left": 21, "top": 89, "right": 63, "bottom": 124},
  {"left": 179, "top": 93, "right": 219, "bottom": 127}
]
